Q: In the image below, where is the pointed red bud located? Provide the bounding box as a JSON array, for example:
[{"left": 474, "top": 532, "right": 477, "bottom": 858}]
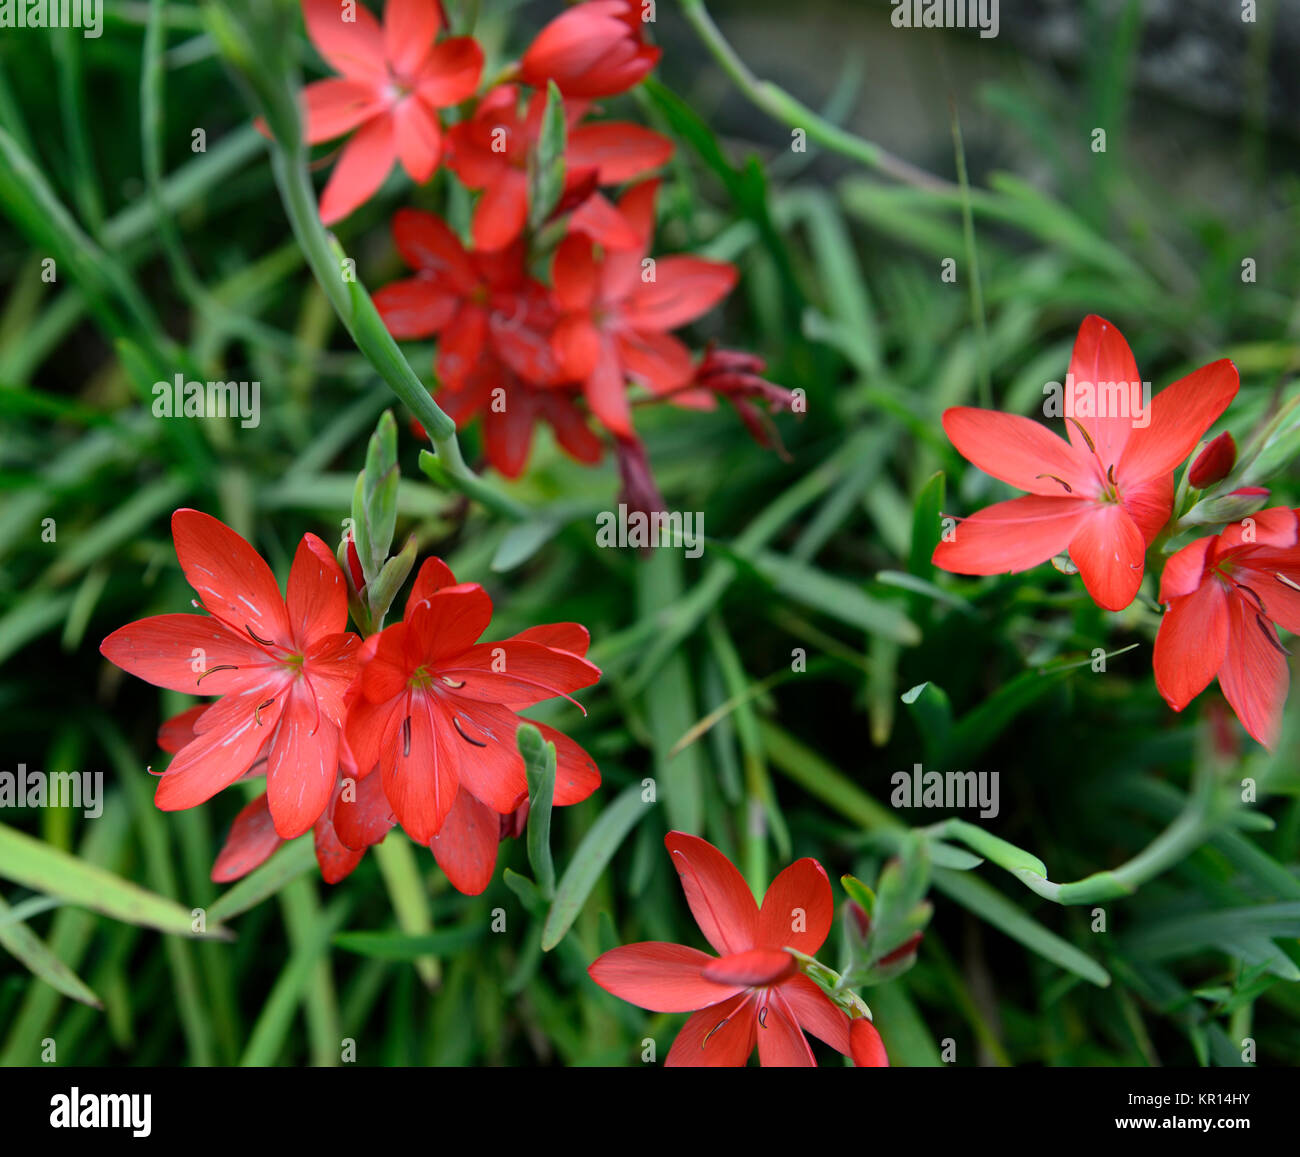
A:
[
  {"left": 850, "top": 1017, "right": 889, "bottom": 1067},
  {"left": 1189, "top": 432, "right": 1236, "bottom": 489}
]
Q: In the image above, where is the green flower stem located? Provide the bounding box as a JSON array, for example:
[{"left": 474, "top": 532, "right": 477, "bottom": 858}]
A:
[
  {"left": 678, "top": 0, "right": 957, "bottom": 194},
  {"left": 1004, "top": 760, "right": 1229, "bottom": 905},
  {"left": 205, "top": 0, "right": 527, "bottom": 522}
]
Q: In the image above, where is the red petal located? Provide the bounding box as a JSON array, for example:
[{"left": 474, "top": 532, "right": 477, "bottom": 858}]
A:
[
  {"left": 758, "top": 857, "right": 833, "bottom": 954},
  {"left": 931, "top": 495, "right": 1085, "bottom": 575},
  {"left": 616, "top": 330, "right": 694, "bottom": 393},
  {"left": 1063, "top": 314, "right": 1142, "bottom": 468},
  {"left": 212, "top": 794, "right": 283, "bottom": 883},
  {"left": 313, "top": 809, "right": 366, "bottom": 884},
  {"left": 393, "top": 95, "right": 443, "bottom": 183},
  {"left": 381, "top": 694, "right": 458, "bottom": 841},
  {"left": 942, "top": 407, "right": 1088, "bottom": 497},
  {"left": 701, "top": 947, "right": 794, "bottom": 987},
  {"left": 482, "top": 386, "right": 537, "bottom": 479},
  {"left": 373, "top": 277, "right": 458, "bottom": 338},
  {"left": 566, "top": 122, "right": 673, "bottom": 183},
  {"left": 158, "top": 705, "right": 208, "bottom": 754},
  {"left": 414, "top": 37, "right": 484, "bottom": 107},
  {"left": 407, "top": 556, "right": 459, "bottom": 608},
  {"left": 100, "top": 613, "right": 264, "bottom": 696},
  {"left": 391, "top": 208, "right": 475, "bottom": 283},
  {"left": 781, "top": 974, "right": 852, "bottom": 1055},
  {"left": 1067, "top": 503, "right": 1146, "bottom": 611},
  {"left": 439, "top": 700, "right": 529, "bottom": 814},
  {"left": 664, "top": 831, "right": 759, "bottom": 955},
  {"left": 1119, "top": 358, "right": 1239, "bottom": 484},
  {"left": 582, "top": 338, "right": 633, "bottom": 439},
  {"left": 590, "top": 942, "right": 741, "bottom": 1013},
  {"left": 286, "top": 533, "right": 349, "bottom": 647},
  {"left": 755, "top": 990, "right": 817, "bottom": 1067},
  {"left": 849, "top": 1017, "right": 890, "bottom": 1067},
  {"left": 301, "top": 78, "right": 384, "bottom": 143},
  {"left": 509, "top": 623, "right": 591, "bottom": 657},
  {"left": 301, "top": 0, "right": 386, "bottom": 81},
  {"left": 430, "top": 789, "right": 502, "bottom": 895},
  {"left": 471, "top": 171, "right": 529, "bottom": 251},
  {"left": 319, "top": 115, "right": 395, "bottom": 225},
  {"left": 441, "top": 639, "right": 600, "bottom": 706},
  {"left": 621, "top": 256, "right": 737, "bottom": 332},
  {"left": 1218, "top": 596, "right": 1288, "bottom": 750},
  {"left": 1159, "top": 536, "right": 1215, "bottom": 602},
  {"left": 407, "top": 583, "right": 494, "bottom": 660},
  {"left": 383, "top": 0, "right": 442, "bottom": 79},
  {"left": 665, "top": 991, "right": 756, "bottom": 1066},
  {"left": 265, "top": 684, "right": 340, "bottom": 839},
  {"left": 155, "top": 689, "right": 285, "bottom": 812},
  {"left": 332, "top": 767, "right": 395, "bottom": 851},
  {"left": 171, "top": 509, "right": 291, "bottom": 646},
  {"left": 532, "top": 721, "right": 600, "bottom": 806},
  {"left": 1153, "top": 581, "right": 1229, "bottom": 712}
]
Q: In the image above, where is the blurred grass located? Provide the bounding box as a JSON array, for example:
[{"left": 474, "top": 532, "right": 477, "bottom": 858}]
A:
[{"left": 0, "top": 0, "right": 1297, "bottom": 1067}]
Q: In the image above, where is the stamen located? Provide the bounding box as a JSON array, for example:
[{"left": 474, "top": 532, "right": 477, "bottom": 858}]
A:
[
  {"left": 702, "top": 1018, "right": 730, "bottom": 1047},
  {"left": 246, "top": 624, "right": 275, "bottom": 647},
  {"left": 1035, "top": 473, "right": 1073, "bottom": 494},
  {"left": 1066, "top": 416, "right": 1096, "bottom": 454},
  {"left": 196, "top": 664, "right": 238, "bottom": 685},
  {"left": 1256, "top": 615, "right": 1289, "bottom": 657},
  {"left": 1236, "top": 583, "right": 1266, "bottom": 613},
  {"left": 757, "top": 1006, "right": 769, "bottom": 1028},
  {"left": 1275, "top": 572, "right": 1300, "bottom": 593},
  {"left": 254, "top": 697, "right": 275, "bottom": 725},
  {"left": 1107, "top": 463, "right": 1117, "bottom": 487},
  {"left": 440, "top": 676, "right": 466, "bottom": 689},
  {"left": 402, "top": 715, "right": 412, "bottom": 758},
  {"left": 453, "top": 716, "right": 488, "bottom": 748}
]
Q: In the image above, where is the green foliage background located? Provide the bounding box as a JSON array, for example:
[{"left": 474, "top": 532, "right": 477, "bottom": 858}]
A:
[{"left": 0, "top": 0, "right": 1297, "bottom": 1066}]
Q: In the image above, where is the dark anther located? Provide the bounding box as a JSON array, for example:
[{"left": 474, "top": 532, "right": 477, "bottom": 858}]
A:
[
  {"left": 757, "top": 1006, "right": 769, "bottom": 1028},
  {"left": 453, "top": 716, "right": 487, "bottom": 747},
  {"left": 702, "top": 1018, "right": 730, "bottom": 1047},
  {"left": 1236, "top": 583, "right": 1266, "bottom": 613},
  {"left": 1107, "top": 463, "right": 1117, "bottom": 486},
  {"left": 254, "top": 697, "right": 275, "bottom": 725},
  {"left": 1066, "top": 416, "right": 1096, "bottom": 454},
  {"left": 196, "top": 664, "right": 238, "bottom": 685},
  {"left": 1256, "top": 615, "right": 1289, "bottom": 656},
  {"left": 402, "top": 715, "right": 412, "bottom": 757},
  {"left": 246, "top": 625, "right": 275, "bottom": 647},
  {"left": 1035, "top": 473, "right": 1073, "bottom": 493}
]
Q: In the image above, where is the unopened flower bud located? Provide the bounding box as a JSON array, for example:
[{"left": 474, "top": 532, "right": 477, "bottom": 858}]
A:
[
  {"left": 1189, "top": 432, "right": 1236, "bottom": 488},
  {"left": 850, "top": 1017, "right": 889, "bottom": 1067}
]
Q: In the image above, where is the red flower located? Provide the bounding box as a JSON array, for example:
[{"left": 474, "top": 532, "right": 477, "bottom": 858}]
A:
[
  {"left": 849, "top": 1017, "right": 890, "bottom": 1067},
  {"left": 373, "top": 209, "right": 604, "bottom": 476},
  {"left": 447, "top": 85, "right": 671, "bottom": 252},
  {"left": 588, "top": 833, "right": 859, "bottom": 1067},
  {"left": 298, "top": 0, "right": 483, "bottom": 223},
  {"left": 692, "top": 344, "right": 797, "bottom": 455},
  {"left": 100, "top": 510, "right": 360, "bottom": 838},
  {"left": 551, "top": 181, "right": 738, "bottom": 438},
  {"left": 519, "top": 0, "right": 660, "bottom": 98},
  {"left": 1154, "top": 506, "right": 1300, "bottom": 749},
  {"left": 933, "top": 315, "right": 1239, "bottom": 611},
  {"left": 345, "top": 557, "right": 602, "bottom": 847}
]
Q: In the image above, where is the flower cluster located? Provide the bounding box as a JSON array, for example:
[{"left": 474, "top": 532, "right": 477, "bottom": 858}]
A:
[
  {"left": 101, "top": 509, "right": 601, "bottom": 894},
  {"left": 295, "top": 0, "right": 793, "bottom": 500},
  {"left": 589, "top": 833, "right": 889, "bottom": 1067},
  {"left": 934, "top": 313, "right": 1299, "bottom": 748}
]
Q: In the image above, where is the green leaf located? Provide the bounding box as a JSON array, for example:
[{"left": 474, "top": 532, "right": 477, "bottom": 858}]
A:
[
  {"left": 518, "top": 723, "right": 557, "bottom": 898},
  {"left": 333, "top": 925, "right": 484, "bottom": 961},
  {"left": 492, "top": 515, "right": 563, "bottom": 573},
  {"left": 542, "top": 786, "right": 653, "bottom": 951},
  {"left": 900, "top": 682, "right": 953, "bottom": 763},
  {"left": 0, "top": 893, "right": 100, "bottom": 1007},
  {"left": 0, "top": 822, "right": 227, "bottom": 938},
  {"left": 933, "top": 868, "right": 1109, "bottom": 988},
  {"left": 529, "top": 81, "right": 567, "bottom": 230},
  {"left": 940, "top": 819, "right": 1048, "bottom": 879},
  {"left": 748, "top": 550, "right": 921, "bottom": 645},
  {"left": 208, "top": 838, "right": 315, "bottom": 923}
]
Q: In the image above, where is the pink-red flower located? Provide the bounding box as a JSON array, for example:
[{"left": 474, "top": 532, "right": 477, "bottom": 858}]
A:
[
  {"left": 446, "top": 84, "right": 671, "bottom": 252},
  {"left": 933, "top": 315, "right": 1239, "bottom": 611},
  {"left": 298, "top": 0, "right": 483, "bottom": 223},
  {"left": 1154, "top": 507, "right": 1300, "bottom": 749},
  {"left": 100, "top": 510, "right": 360, "bottom": 838},
  {"left": 551, "top": 181, "right": 738, "bottom": 438},
  {"left": 345, "top": 557, "right": 602, "bottom": 849},
  {"left": 519, "top": 0, "right": 660, "bottom": 98},
  {"left": 588, "top": 832, "right": 872, "bottom": 1067}
]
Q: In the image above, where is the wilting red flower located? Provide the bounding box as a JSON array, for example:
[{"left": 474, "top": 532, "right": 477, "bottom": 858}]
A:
[
  {"left": 447, "top": 84, "right": 671, "bottom": 252},
  {"left": 100, "top": 510, "right": 360, "bottom": 838},
  {"left": 613, "top": 433, "right": 666, "bottom": 517},
  {"left": 298, "top": 0, "right": 483, "bottom": 223},
  {"left": 588, "top": 833, "right": 862, "bottom": 1067},
  {"left": 1189, "top": 431, "right": 1237, "bottom": 489},
  {"left": 849, "top": 1017, "right": 889, "bottom": 1067},
  {"left": 519, "top": 0, "right": 660, "bottom": 98},
  {"left": 1154, "top": 506, "right": 1300, "bottom": 749},
  {"left": 551, "top": 181, "right": 737, "bottom": 438},
  {"left": 373, "top": 209, "right": 603, "bottom": 476},
  {"left": 345, "top": 557, "right": 601, "bottom": 849},
  {"left": 691, "top": 344, "right": 797, "bottom": 455},
  {"left": 933, "top": 315, "right": 1239, "bottom": 611}
]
